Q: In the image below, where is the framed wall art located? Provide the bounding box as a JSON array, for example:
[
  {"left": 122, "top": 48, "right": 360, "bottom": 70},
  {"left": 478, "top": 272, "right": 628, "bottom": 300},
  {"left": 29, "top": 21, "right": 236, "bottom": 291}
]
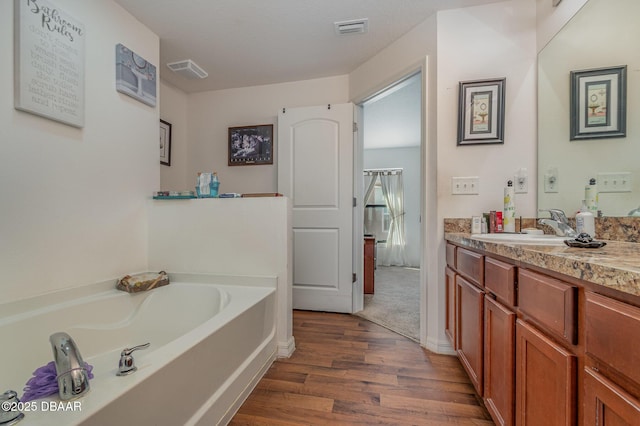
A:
[
  {"left": 14, "top": 0, "right": 86, "bottom": 127},
  {"left": 160, "top": 119, "right": 171, "bottom": 166},
  {"left": 116, "top": 43, "right": 157, "bottom": 107},
  {"left": 228, "top": 124, "right": 273, "bottom": 166},
  {"left": 570, "top": 65, "right": 627, "bottom": 140},
  {"left": 457, "top": 78, "right": 505, "bottom": 145}
]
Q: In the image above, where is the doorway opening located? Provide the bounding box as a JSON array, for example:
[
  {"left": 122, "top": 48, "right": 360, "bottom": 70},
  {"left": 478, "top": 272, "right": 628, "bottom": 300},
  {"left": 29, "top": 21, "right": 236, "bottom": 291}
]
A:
[{"left": 356, "top": 72, "right": 422, "bottom": 341}]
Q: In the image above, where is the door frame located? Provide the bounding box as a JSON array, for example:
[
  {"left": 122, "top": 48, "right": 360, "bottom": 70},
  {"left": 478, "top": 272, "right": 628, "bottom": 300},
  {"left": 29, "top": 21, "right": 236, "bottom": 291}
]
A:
[{"left": 352, "top": 60, "right": 427, "bottom": 345}]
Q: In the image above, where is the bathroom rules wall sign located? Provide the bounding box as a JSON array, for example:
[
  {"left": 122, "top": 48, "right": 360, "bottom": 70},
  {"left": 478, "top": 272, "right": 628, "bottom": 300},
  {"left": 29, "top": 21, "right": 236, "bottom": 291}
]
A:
[{"left": 14, "top": 0, "right": 86, "bottom": 128}]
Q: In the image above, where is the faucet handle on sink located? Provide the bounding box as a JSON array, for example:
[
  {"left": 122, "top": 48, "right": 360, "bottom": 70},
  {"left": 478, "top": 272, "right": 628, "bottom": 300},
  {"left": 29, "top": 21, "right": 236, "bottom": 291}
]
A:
[
  {"left": 538, "top": 208, "right": 569, "bottom": 223},
  {"left": 116, "top": 343, "right": 150, "bottom": 376}
]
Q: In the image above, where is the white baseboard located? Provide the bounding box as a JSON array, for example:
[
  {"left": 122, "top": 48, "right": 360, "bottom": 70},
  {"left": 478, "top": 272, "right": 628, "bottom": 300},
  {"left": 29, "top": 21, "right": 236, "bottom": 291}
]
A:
[
  {"left": 424, "top": 336, "right": 456, "bottom": 355},
  {"left": 277, "top": 336, "right": 296, "bottom": 358}
]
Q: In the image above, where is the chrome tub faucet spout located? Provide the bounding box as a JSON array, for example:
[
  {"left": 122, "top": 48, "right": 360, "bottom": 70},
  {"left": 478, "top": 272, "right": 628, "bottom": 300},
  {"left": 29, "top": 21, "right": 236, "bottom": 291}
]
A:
[{"left": 49, "top": 332, "right": 90, "bottom": 401}]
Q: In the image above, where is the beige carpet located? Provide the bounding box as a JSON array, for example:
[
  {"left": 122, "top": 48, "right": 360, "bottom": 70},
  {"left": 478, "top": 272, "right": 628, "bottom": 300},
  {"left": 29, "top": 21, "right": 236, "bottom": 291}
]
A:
[{"left": 355, "top": 266, "right": 420, "bottom": 342}]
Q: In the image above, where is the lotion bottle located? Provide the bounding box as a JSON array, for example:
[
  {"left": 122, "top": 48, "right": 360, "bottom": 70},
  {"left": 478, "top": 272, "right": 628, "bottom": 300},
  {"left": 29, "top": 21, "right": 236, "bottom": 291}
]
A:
[
  {"left": 576, "top": 199, "right": 596, "bottom": 237},
  {"left": 585, "top": 178, "right": 598, "bottom": 216},
  {"left": 503, "top": 180, "right": 516, "bottom": 233}
]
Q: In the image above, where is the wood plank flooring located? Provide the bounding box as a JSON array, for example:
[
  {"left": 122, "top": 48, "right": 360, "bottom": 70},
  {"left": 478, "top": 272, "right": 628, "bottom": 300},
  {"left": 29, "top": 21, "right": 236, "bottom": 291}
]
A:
[{"left": 230, "top": 310, "right": 493, "bottom": 425}]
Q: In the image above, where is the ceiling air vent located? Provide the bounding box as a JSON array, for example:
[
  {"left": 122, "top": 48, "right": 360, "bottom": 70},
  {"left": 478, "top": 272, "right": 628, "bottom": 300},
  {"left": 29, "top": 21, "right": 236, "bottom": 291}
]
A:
[
  {"left": 166, "top": 59, "right": 208, "bottom": 79},
  {"left": 334, "top": 18, "right": 368, "bottom": 36}
]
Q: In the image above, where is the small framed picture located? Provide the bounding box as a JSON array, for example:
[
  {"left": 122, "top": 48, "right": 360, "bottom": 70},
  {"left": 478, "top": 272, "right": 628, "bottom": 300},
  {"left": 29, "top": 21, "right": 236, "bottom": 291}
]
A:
[
  {"left": 228, "top": 124, "right": 274, "bottom": 166},
  {"left": 160, "top": 119, "right": 171, "bottom": 166},
  {"left": 570, "top": 65, "right": 627, "bottom": 140},
  {"left": 457, "top": 78, "right": 505, "bottom": 145}
]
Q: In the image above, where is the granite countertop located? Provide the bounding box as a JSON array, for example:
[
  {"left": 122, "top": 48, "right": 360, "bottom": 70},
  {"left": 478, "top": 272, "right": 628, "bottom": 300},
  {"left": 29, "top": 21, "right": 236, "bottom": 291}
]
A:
[{"left": 445, "top": 232, "right": 640, "bottom": 297}]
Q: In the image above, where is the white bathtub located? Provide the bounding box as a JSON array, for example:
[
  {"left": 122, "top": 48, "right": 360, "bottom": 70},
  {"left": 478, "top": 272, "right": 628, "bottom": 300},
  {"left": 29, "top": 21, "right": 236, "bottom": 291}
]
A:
[{"left": 0, "top": 275, "right": 277, "bottom": 425}]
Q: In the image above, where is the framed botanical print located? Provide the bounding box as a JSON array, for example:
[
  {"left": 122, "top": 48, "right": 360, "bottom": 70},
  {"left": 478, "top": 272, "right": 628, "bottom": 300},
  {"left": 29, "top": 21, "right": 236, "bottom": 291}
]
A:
[
  {"left": 570, "top": 65, "right": 627, "bottom": 140},
  {"left": 457, "top": 78, "right": 505, "bottom": 145}
]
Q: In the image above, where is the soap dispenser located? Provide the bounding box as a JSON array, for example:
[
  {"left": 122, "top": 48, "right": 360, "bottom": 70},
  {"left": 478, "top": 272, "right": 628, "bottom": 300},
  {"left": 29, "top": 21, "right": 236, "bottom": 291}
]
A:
[
  {"left": 503, "top": 180, "right": 516, "bottom": 233},
  {"left": 576, "top": 200, "right": 595, "bottom": 237},
  {"left": 211, "top": 172, "right": 220, "bottom": 197},
  {"left": 585, "top": 178, "right": 598, "bottom": 216}
]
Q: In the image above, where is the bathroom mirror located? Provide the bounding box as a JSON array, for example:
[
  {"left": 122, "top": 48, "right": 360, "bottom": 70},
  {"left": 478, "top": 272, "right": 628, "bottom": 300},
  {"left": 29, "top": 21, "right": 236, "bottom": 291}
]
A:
[{"left": 537, "top": 0, "right": 640, "bottom": 217}]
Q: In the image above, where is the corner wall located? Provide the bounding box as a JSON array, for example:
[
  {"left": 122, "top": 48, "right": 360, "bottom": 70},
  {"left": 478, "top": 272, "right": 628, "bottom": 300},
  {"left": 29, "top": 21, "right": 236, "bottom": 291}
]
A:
[
  {"left": 160, "top": 80, "right": 189, "bottom": 191},
  {"left": 350, "top": 0, "right": 538, "bottom": 353},
  {"left": 0, "top": 0, "right": 159, "bottom": 302},
  {"left": 536, "top": 0, "right": 589, "bottom": 52}
]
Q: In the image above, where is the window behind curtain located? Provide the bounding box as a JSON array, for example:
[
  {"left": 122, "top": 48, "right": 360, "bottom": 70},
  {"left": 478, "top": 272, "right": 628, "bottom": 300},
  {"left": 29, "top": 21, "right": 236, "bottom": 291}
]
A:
[{"left": 364, "top": 178, "right": 389, "bottom": 241}]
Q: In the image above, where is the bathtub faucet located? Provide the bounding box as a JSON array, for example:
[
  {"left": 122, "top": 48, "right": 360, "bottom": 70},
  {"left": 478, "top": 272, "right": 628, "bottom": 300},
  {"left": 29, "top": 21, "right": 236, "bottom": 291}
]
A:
[{"left": 50, "top": 332, "right": 90, "bottom": 400}]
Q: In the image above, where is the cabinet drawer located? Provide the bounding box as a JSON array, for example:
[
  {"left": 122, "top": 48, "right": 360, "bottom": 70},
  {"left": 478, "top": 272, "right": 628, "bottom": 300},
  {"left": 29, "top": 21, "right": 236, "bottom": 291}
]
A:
[
  {"left": 485, "top": 257, "right": 516, "bottom": 307},
  {"left": 457, "top": 247, "right": 484, "bottom": 288},
  {"left": 518, "top": 269, "right": 577, "bottom": 345},
  {"left": 446, "top": 243, "right": 456, "bottom": 268},
  {"left": 586, "top": 292, "right": 640, "bottom": 387}
]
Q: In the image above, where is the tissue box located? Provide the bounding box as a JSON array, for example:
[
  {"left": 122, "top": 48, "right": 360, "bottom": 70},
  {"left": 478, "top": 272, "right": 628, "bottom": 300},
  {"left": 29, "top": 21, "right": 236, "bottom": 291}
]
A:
[{"left": 117, "top": 271, "right": 169, "bottom": 293}]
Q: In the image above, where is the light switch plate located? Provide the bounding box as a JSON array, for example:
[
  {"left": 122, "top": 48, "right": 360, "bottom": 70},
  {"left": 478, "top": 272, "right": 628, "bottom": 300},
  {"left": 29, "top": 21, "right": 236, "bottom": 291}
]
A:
[
  {"left": 452, "top": 176, "right": 479, "bottom": 195},
  {"left": 597, "top": 172, "right": 632, "bottom": 193}
]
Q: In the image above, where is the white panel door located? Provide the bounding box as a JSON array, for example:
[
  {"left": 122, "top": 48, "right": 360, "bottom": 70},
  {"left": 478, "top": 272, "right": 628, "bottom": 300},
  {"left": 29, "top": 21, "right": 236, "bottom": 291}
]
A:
[{"left": 278, "top": 103, "right": 354, "bottom": 312}]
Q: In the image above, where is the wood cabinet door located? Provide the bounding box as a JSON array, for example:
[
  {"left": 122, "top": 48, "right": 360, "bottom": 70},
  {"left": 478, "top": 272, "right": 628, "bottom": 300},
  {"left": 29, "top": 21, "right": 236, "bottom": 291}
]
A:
[
  {"left": 584, "top": 368, "right": 640, "bottom": 426},
  {"left": 515, "top": 319, "right": 576, "bottom": 426},
  {"left": 445, "top": 266, "right": 456, "bottom": 348},
  {"left": 456, "top": 275, "right": 484, "bottom": 396},
  {"left": 485, "top": 296, "right": 516, "bottom": 426}
]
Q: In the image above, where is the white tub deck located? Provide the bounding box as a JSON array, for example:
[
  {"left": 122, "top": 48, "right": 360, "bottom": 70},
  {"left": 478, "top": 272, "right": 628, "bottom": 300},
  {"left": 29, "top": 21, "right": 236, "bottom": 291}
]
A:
[{"left": 0, "top": 275, "right": 277, "bottom": 425}]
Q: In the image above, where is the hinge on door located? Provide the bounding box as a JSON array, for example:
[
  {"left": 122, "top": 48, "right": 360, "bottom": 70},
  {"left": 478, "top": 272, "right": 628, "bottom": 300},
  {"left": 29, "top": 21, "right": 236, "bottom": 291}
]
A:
[
  {"left": 353, "top": 122, "right": 358, "bottom": 132},
  {"left": 352, "top": 273, "right": 357, "bottom": 283},
  {"left": 353, "top": 197, "right": 357, "bottom": 207}
]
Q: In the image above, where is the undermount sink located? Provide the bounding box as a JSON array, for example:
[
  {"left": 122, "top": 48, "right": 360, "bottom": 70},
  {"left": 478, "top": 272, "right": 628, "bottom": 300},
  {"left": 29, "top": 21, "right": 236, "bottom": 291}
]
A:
[{"left": 470, "top": 233, "right": 568, "bottom": 246}]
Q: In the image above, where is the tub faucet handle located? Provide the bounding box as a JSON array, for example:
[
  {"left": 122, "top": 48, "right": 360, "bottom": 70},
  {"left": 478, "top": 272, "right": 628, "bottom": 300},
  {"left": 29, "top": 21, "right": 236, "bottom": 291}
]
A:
[
  {"left": 0, "top": 390, "right": 25, "bottom": 424},
  {"left": 116, "top": 343, "right": 150, "bottom": 376}
]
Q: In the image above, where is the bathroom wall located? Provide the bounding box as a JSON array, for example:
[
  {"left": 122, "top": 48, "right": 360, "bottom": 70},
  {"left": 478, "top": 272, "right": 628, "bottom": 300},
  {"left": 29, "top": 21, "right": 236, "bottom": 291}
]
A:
[
  {"left": 185, "top": 76, "right": 349, "bottom": 195},
  {"left": 437, "top": 2, "right": 538, "bottom": 220},
  {"left": 364, "top": 147, "right": 421, "bottom": 267},
  {"left": 436, "top": 0, "right": 538, "bottom": 349},
  {"left": 0, "top": 0, "right": 159, "bottom": 303},
  {"left": 159, "top": 80, "right": 189, "bottom": 191}
]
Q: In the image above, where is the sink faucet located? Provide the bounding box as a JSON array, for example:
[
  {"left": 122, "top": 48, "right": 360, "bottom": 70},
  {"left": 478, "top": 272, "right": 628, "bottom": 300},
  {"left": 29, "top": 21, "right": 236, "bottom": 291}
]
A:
[
  {"left": 50, "top": 332, "right": 90, "bottom": 400},
  {"left": 538, "top": 209, "right": 578, "bottom": 238}
]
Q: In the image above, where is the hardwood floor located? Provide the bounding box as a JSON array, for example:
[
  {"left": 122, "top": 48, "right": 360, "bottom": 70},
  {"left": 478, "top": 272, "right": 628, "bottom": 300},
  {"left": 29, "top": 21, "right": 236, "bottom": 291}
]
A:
[{"left": 231, "top": 310, "right": 493, "bottom": 425}]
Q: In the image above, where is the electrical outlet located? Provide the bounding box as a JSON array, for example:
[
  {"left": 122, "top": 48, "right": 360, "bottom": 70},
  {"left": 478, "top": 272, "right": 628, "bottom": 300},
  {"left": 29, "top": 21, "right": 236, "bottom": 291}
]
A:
[
  {"left": 515, "top": 168, "right": 528, "bottom": 194},
  {"left": 452, "top": 176, "right": 479, "bottom": 195},
  {"left": 597, "top": 172, "right": 632, "bottom": 193}
]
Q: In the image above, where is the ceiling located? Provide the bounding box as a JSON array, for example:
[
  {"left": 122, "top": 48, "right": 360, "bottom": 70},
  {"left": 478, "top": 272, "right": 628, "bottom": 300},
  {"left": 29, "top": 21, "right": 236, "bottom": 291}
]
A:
[{"left": 114, "top": 0, "right": 502, "bottom": 93}]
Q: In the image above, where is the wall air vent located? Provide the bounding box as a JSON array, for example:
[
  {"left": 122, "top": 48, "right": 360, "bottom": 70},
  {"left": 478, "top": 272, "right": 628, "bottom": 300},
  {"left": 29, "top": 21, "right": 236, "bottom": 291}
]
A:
[
  {"left": 166, "top": 59, "right": 208, "bottom": 79},
  {"left": 334, "top": 18, "right": 369, "bottom": 36}
]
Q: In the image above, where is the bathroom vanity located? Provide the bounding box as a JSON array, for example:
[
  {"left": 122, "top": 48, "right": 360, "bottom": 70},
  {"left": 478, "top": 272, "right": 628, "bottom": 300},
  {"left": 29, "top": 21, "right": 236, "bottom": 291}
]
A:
[{"left": 444, "top": 232, "right": 640, "bottom": 426}]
